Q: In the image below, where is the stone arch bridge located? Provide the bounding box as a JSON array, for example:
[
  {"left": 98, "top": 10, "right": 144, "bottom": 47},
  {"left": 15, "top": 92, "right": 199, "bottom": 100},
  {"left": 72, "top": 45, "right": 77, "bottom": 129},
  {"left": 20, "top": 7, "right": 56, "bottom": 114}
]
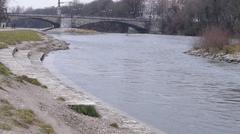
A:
[{"left": 8, "top": 13, "right": 151, "bottom": 33}]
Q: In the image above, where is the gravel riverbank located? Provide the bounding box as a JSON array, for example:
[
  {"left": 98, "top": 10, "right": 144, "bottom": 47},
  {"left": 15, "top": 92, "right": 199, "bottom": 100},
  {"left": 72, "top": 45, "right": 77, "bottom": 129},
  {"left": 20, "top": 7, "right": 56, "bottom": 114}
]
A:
[
  {"left": 0, "top": 30, "right": 163, "bottom": 134},
  {"left": 185, "top": 48, "right": 240, "bottom": 63}
]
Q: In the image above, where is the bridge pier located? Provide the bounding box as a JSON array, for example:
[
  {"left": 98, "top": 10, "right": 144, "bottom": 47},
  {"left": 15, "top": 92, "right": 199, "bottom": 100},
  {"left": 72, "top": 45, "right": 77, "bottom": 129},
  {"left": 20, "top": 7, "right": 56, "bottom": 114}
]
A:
[
  {"left": 60, "top": 18, "right": 72, "bottom": 28},
  {"left": 148, "top": 21, "right": 161, "bottom": 34}
]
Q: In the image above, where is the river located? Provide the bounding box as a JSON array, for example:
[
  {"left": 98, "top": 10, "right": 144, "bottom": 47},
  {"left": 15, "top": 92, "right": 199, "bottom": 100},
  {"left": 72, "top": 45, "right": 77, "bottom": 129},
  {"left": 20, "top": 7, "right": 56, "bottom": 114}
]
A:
[{"left": 44, "top": 33, "right": 240, "bottom": 134}]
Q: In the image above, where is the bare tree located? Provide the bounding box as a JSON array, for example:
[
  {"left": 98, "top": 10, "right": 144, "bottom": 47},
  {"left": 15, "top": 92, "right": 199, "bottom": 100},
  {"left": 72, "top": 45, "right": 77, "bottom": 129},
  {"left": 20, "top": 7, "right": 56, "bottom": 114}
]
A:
[
  {"left": 121, "top": 0, "right": 145, "bottom": 18},
  {"left": 9, "top": 6, "right": 25, "bottom": 13},
  {"left": 0, "top": 0, "right": 7, "bottom": 22}
]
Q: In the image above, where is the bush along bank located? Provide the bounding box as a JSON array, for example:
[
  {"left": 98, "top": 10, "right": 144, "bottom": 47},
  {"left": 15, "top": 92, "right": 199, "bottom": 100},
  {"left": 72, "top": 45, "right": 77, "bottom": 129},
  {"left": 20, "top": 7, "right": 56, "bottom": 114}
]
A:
[{"left": 185, "top": 26, "right": 240, "bottom": 63}]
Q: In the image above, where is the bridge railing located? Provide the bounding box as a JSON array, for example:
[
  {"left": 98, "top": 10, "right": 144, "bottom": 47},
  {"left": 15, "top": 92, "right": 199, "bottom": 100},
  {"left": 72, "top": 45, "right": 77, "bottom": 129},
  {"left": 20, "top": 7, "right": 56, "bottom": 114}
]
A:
[
  {"left": 8, "top": 13, "right": 60, "bottom": 18},
  {"left": 71, "top": 15, "right": 149, "bottom": 22},
  {"left": 8, "top": 13, "right": 150, "bottom": 22}
]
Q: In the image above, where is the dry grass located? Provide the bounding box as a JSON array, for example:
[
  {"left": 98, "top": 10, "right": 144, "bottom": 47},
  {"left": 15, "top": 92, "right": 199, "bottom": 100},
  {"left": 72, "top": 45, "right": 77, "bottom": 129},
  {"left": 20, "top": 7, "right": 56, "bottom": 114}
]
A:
[
  {"left": 38, "top": 122, "right": 55, "bottom": 134},
  {"left": 0, "top": 62, "right": 12, "bottom": 76},
  {"left": 16, "top": 109, "right": 36, "bottom": 124},
  {"left": 194, "top": 26, "right": 230, "bottom": 53},
  {"left": 16, "top": 75, "right": 47, "bottom": 89},
  {"left": 0, "top": 63, "right": 47, "bottom": 88},
  {"left": 223, "top": 44, "right": 240, "bottom": 54},
  {"left": 0, "top": 99, "right": 55, "bottom": 133},
  {"left": 0, "top": 123, "right": 12, "bottom": 130}
]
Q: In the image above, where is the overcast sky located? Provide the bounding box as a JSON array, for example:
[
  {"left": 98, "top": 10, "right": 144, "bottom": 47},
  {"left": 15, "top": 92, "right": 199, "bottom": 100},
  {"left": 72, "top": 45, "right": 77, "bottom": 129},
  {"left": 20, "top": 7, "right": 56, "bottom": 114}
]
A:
[{"left": 8, "top": 0, "right": 95, "bottom": 9}]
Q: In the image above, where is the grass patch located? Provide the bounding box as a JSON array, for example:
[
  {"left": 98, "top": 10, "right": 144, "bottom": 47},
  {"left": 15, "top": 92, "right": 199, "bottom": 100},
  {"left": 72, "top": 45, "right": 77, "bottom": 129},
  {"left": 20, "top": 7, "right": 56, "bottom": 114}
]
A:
[
  {"left": 0, "top": 30, "right": 42, "bottom": 45},
  {"left": 16, "top": 75, "right": 47, "bottom": 89},
  {"left": 0, "top": 123, "right": 12, "bottom": 130},
  {"left": 0, "top": 100, "right": 55, "bottom": 133},
  {"left": 16, "top": 109, "right": 35, "bottom": 124},
  {"left": 0, "top": 63, "right": 47, "bottom": 89},
  {"left": 0, "top": 62, "right": 12, "bottom": 76},
  {"left": 38, "top": 122, "right": 55, "bottom": 134},
  {"left": 110, "top": 123, "right": 119, "bottom": 129},
  {"left": 68, "top": 105, "right": 100, "bottom": 118},
  {"left": 0, "top": 42, "right": 8, "bottom": 49}
]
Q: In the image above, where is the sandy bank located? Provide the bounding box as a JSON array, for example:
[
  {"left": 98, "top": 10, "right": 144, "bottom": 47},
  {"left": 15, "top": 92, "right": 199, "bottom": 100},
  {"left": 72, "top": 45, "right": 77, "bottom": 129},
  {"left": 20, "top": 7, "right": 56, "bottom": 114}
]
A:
[{"left": 0, "top": 30, "right": 163, "bottom": 134}]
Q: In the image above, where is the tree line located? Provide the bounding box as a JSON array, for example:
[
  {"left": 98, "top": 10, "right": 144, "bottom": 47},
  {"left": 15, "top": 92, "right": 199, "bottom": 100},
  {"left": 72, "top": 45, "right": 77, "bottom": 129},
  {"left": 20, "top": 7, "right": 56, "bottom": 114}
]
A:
[
  {"left": 0, "top": 0, "right": 7, "bottom": 23},
  {"left": 149, "top": 0, "right": 240, "bottom": 35},
  {"left": 19, "top": 0, "right": 145, "bottom": 18}
]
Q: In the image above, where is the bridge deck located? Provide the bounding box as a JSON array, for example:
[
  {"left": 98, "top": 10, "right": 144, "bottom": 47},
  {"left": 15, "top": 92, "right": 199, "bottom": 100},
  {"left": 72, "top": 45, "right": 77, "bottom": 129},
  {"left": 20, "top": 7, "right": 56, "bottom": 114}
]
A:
[{"left": 8, "top": 13, "right": 149, "bottom": 22}]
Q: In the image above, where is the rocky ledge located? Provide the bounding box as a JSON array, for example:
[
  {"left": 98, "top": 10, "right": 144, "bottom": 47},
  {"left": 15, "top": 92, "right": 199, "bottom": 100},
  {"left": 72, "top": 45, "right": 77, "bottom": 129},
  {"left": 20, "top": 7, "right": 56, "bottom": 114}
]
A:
[{"left": 185, "top": 49, "right": 240, "bottom": 63}]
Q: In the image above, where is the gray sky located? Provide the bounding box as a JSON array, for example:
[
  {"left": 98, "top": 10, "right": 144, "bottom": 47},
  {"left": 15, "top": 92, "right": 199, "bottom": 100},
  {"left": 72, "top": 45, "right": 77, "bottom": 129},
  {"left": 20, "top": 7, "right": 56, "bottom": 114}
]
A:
[{"left": 8, "top": 0, "right": 95, "bottom": 9}]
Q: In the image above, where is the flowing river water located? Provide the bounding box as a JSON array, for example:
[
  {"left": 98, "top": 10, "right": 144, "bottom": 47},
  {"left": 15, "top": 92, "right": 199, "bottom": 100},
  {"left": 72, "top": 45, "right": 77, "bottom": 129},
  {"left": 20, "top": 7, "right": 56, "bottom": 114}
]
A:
[{"left": 44, "top": 33, "right": 240, "bottom": 134}]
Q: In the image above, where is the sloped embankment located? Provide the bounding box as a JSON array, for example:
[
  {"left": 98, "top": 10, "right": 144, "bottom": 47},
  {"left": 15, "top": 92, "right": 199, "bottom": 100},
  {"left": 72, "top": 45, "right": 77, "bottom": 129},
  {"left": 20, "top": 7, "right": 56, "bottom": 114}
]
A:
[{"left": 0, "top": 30, "right": 160, "bottom": 134}]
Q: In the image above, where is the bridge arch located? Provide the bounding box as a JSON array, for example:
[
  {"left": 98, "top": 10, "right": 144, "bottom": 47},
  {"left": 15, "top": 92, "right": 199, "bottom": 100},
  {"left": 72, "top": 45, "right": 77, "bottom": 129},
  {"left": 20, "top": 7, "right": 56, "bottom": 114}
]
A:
[
  {"left": 74, "top": 20, "right": 148, "bottom": 33},
  {"left": 9, "top": 17, "right": 60, "bottom": 28}
]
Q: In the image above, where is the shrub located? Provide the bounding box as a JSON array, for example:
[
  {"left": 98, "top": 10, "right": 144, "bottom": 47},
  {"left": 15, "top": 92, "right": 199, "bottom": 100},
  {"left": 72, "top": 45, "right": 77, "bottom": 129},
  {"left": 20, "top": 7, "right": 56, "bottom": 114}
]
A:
[
  {"left": 16, "top": 75, "right": 47, "bottom": 89},
  {"left": 194, "top": 26, "right": 230, "bottom": 52},
  {"left": 68, "top": 105, "right": 100, "bottom": 118}
]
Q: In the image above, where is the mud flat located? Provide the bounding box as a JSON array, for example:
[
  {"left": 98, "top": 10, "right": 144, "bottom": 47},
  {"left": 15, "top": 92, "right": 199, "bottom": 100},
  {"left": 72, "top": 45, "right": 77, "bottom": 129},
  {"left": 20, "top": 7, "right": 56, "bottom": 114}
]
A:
[{"left": 0, "top": 30, "right": 164, "bottom": 134}]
